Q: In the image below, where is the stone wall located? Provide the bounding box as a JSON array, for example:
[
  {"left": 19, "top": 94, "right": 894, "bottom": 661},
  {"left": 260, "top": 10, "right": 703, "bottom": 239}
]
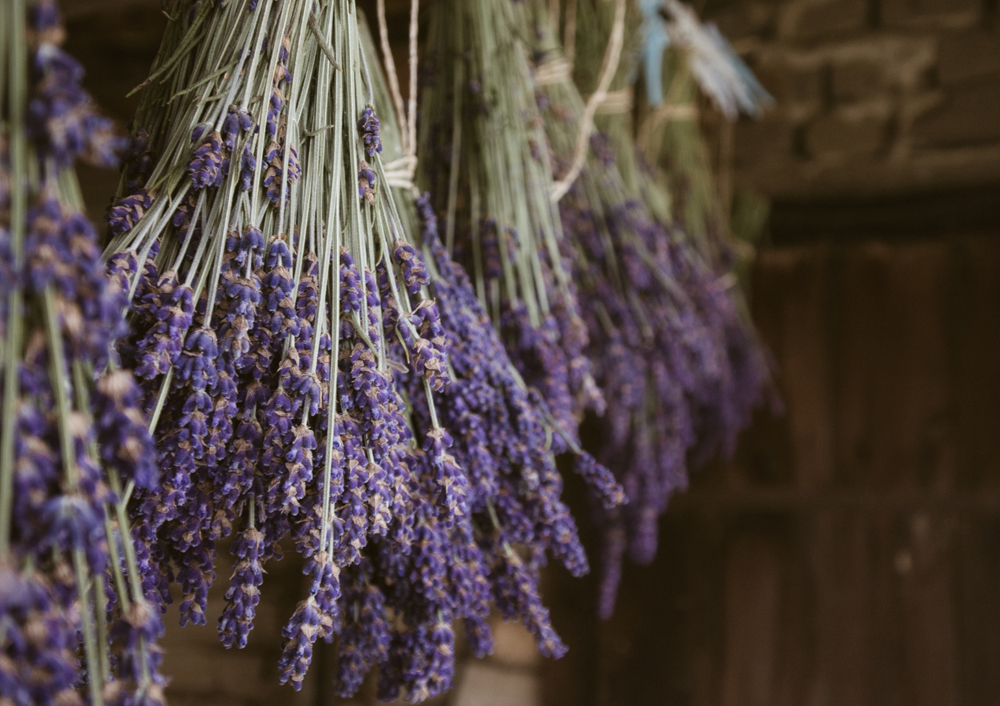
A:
[{"left": 705, "top": 0, "right": 1000, "bottom": 197}]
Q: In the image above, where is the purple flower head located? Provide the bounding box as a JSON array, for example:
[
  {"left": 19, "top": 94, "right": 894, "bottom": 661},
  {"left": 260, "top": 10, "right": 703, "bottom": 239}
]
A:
[
  {"left": 573, "top": 453, "right": 625, "bottom": 509},
  {"left": 358, "top": 161, "right": 376, "bottom": 205},
  {"left": 393, "top": 238, "right": 428, "bottom": 295},
  {"left": 189, "top": 130, "right": 226, "bottom": 190},
  {"left": 27, "top": 22, "right": 126, "bottom": 168},
  {"left": 339, "top": 247, "right": 363, "bottom": 320},
  {"left": 110, "top": 599, "right": 166, "bottom": 685},
  {"left": 93, "top": 370, "right": 158, "bottom": 491},
  {"left": 357, "top": 106, "right": 383, "bottom": 157},
  {"left": 491, "top": 551, "right": 567, "bottom": 658},
  {"left": 263, "top": 142, "right": 300, "bottom": 207},
  {"left": 334, "top": 564, "right": 392, "bottom": 698},
  {"left": 133, "top": 270, "right": 194, "bottom": 380},
  {"left": 106, "top": 190, "right": 152, "bottom": 237},
  {"left": 219, "top": 526, "right": 265, "bottom": 649},
  {"left": 277, "top": 597, "right": 322, "bottom": 691},
  {"left": 123, "top": 127, "right": 154, "bottom": 189},
  {"left": 239, "top": 143, "right": 256, "bottom": 191},
  {"left": 221, "top": 106, "right": 253, "bottom": 150}
]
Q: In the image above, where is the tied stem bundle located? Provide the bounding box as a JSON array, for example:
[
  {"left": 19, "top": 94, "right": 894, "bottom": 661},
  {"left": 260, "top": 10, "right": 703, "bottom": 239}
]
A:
[
  {"left": 417, "top": 0, "right": 603, "bottom": 447},
  {"left": 0, "top": 2, "right": 167, "bottom": 705},
  {"left": 363, "top": 13, "right": 624, "bottom": 671},
  {"left": 524, "top": 0, "right": 749, "bottom": 618},
  {"left": 568, "top": 0, "right": 777, "bottom": 613}
]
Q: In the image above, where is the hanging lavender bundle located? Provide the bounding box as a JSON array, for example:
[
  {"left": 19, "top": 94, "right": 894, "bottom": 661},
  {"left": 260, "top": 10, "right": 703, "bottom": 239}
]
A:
[
  {"left": 513, "top": 1, "right": 736, "bottom": 617},
  {"left": 361, "top": 11, "right": 624, "bottom": 677},
  {"left": 107, "top": 0, "right": 622, "bottom": 699},
  {"left": 0, "top": 2, "right": 167, "bottom": 705},
  {"left": 558, "top": 0, "right": 775, "bottom": 613},
  {"left": 416, "top": 0, "right": 602, "bottom": 446},
  {"left": 577, "top": 0, "right": 776, "bottom": 457}
]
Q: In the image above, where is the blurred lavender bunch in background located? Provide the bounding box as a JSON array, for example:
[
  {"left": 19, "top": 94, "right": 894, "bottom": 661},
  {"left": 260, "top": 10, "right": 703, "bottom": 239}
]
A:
[
  {"left": 523, "top": 0, "right": 775, "bottom": 617},
  {"left": 0, "top": 1, "right": 166, "bottom": 705}
]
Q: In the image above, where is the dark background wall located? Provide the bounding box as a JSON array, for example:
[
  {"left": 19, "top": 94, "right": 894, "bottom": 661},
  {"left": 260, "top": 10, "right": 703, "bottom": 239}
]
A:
[
  {"left": 544, "top": 235, "right": 1000, "bottom": 706},
  {"left": 710, "top": 0, "right": 1000, "bottom": 199},
  {"left": 59, "top": 1, "right": 1000, "bottom": 704}
]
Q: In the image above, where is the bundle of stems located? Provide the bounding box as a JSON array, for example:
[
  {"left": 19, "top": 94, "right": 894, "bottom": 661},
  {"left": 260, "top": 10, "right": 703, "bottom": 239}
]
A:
[
  {"left": 0, "top": 1, "right": 166, "bottom": 705},
  {"left": 518, "top": 1, "right": 750, "bottom": 617},
  {"left": 568, "top": 0, "right": 777, "bottom": 611},
  {"left": 416, "top": 0, "right": 603, "bottom": 446},
  {"left": 105, "top": 0, "right": 622, "bottom": 698},
  {"left": 602, "top": 5, "right": 775, "bottom": 430},
  {"left": 363, "top": 9, "right": 623, "bottom": 665}
]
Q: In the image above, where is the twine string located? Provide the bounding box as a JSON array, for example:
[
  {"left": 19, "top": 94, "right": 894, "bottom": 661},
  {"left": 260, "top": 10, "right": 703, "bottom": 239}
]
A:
[
  {"left": 637, "top": 67, "right": 699, "bottom": 158},
  {"left": 549, "top": 0, "right": 627, "bottom": 203},
  {"left": 383, "top": 155, "right": 418, "bottom": 190},
  {"left": 534, "top": 56, "right": 573, "bottom": 86},
  {"left": 588, "top": 86, "right": 634, "bottom": 115},
  {"left": 376, "top": 0, "right": 419, "bottom": 186}
]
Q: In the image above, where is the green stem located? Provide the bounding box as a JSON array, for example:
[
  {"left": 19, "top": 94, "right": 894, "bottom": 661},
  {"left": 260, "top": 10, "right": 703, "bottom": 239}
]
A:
[
  {"left": 73, "top": 549, "right": 105, "bottom": 706},
  {"left": 0, "top": 0, "right": 28, "bottom": 559}
]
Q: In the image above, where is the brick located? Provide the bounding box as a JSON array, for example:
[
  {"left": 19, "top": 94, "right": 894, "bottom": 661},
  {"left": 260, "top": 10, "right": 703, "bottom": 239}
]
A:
[
  {"left": 939, "top": 30, "right": 1000, "bottom": 84},
  {"left": 912, "top": 80, "right": 1000, "bottom": 147},
  {"left": 807, "top": 113, "right": 888, "bottom": 157},
  {"left": 452, "top": 664, "right": 540, "bottom": 706},
  {"left": 489, "top": 621, "right": 541, "bottom": 668},
  {"left": 832, "top": 60, "right": 885, "bottom": 102},
  {"left": 754, "top": 63, "right": 823, "bottom": 117},
  {"left": 882, "top": 0, "right": 979, "bottom": 28},
  {"left": 712, "top": 1, "right": 780, "bottom": 42},
  {"left": 735, "top": 118, "right": 798, "bottom": 169},
  {"left": 784, "top": 0, "right": 866, "bottom": 42}
]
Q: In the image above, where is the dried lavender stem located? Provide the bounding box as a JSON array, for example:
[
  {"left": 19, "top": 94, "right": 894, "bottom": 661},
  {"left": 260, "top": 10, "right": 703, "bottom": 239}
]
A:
[
  {"left": 44, "top": 288, "right": 105, "bottom": 704},
  {"left": 128, "top": 0, "right": 214, "bottom": 97},
  {"left": 103, "top": 508, "right": 130, "bottom": 610},
  {"left": 375, "top": 0, "right": 408, "bottom": 155},
  {"left": 443, "top": 42, "right": 464, "bottom": 255},
  {"left": 108, "top": 468, "right": 154, "bottom": 687},
  {"left": 72, "top": 549, "right": 105, "bottom": 706},
  {"left": 0, "top": 0, "right": 28, "bottom": 558},
  {"left": 70, "top": 361, "right": 112, "bottom": 685}
]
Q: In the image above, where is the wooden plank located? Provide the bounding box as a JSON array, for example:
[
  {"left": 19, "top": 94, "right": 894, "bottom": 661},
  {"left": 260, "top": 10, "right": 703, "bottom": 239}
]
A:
[
  {"left": 539, "top": 235, "right": 1000, "bottom": 706},
  {"left": 950, "top": 236, "right": 1000, "bottom": 491},
  {"left": 829, "top": 241, "right": 892, "bottom": 490},
  {"left": 750, "top": 245, "right": 835, "bottom": 492},
  {"left": 897, "top": 514, "right": 959, "bottom": 706},
  {"left": 719, "top": 530, "right": 782, "bottom": 706},
  {"left": 953, "top": 518, "right": 1000, "bottom": 703}
]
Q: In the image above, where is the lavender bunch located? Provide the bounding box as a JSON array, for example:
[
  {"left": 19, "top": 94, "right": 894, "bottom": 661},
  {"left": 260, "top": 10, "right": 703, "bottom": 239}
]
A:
[
  {"left": 571, "top": 0, "right": 776, "bottom": 462},
  {"left": 416, "top": 0, "right": 603, "bottom": 447},
  {"left": 556, "top": 2, "right": 771, "bottom": 615},
  {"left": 106, "top": 0, "right": 384, "bottom": 641},
  {"left": 108, "top": 0, "right": 623, "bottom": 700},
  {"left": 518, "top": 1, "right": 769, "bottom": 617},
  {"left": 0, "top": 2, "right": 166, "bottom": 705},
  {"left": 362, "top": 15, "right": 623, "bottom": 692}
]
